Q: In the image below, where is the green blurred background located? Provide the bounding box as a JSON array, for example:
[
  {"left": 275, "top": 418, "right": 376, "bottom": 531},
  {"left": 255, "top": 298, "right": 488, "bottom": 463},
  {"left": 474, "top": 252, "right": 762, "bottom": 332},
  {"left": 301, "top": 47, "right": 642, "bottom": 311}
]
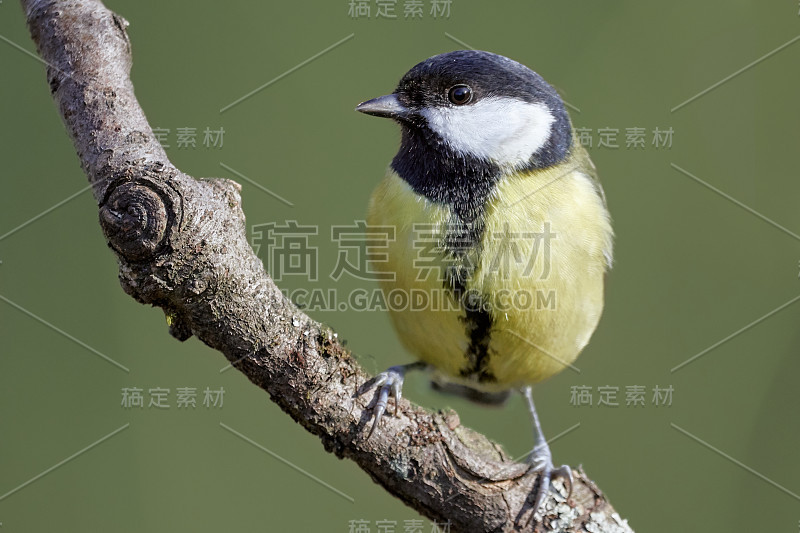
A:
[{"left": 1, "top": 0, "right": 799, "bottom": 531}]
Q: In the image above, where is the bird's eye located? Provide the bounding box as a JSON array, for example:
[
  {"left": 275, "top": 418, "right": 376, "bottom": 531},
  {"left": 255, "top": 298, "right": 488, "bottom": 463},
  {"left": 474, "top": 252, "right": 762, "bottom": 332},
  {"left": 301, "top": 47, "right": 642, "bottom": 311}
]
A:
[{"left": 448, "top": 85, "right": 472, "bottom": 105}]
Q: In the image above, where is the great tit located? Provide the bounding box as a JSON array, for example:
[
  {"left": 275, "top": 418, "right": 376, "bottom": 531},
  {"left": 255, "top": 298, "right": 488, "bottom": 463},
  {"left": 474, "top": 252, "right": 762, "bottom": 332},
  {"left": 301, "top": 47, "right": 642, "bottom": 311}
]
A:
[{"left": 356, "top": 50, "right": 613, "bottom": 520}]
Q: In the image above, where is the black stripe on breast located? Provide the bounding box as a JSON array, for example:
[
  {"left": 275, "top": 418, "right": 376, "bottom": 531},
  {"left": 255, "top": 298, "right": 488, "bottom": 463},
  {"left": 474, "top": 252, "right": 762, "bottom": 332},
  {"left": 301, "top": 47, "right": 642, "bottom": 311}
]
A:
[
  {"left": 442, "top": 218, "right": 496, "bottom": 383},
  {"left": 391, "top": 125, "right": 502, "bottom": 382}
]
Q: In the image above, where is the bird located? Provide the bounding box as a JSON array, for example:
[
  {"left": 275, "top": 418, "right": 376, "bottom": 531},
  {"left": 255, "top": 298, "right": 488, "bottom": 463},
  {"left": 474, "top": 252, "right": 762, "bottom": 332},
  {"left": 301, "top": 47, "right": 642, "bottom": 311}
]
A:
[{"left": 355, "top": 50, "right": 613, "bottom": 522}]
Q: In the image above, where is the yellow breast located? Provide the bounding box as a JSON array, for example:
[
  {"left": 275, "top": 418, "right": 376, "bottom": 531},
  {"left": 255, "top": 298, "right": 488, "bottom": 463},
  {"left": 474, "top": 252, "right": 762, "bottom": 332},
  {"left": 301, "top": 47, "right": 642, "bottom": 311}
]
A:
[{"left": 367, "top": 152, "right": 612, "bottom": 391}]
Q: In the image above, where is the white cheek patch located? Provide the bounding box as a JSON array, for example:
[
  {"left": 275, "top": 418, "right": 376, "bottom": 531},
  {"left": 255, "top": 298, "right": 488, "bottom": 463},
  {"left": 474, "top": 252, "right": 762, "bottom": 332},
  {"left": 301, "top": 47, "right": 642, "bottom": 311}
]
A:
[{"left": 421, "top": 96, "right": 555, "bottom": 169}]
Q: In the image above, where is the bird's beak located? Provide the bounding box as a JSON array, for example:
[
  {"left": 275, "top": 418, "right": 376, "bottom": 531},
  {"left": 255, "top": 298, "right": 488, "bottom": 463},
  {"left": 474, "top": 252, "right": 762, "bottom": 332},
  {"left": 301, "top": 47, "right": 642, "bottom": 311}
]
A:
[{"left": 355, "top": 94, "right": 409, "bottom": 119}]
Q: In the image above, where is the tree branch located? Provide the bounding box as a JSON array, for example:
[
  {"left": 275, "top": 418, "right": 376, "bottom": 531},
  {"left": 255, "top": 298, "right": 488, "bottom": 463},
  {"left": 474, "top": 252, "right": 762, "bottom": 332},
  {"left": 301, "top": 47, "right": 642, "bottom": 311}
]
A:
[{"left": 21, "top": 1, "right": 633, "bottom": 531}]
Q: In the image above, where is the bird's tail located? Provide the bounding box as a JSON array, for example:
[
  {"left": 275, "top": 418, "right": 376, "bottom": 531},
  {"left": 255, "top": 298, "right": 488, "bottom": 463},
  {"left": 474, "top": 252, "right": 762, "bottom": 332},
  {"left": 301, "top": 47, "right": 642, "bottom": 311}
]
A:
[{"left": 430, "top": 379, "right": 512, "bottom": 406}]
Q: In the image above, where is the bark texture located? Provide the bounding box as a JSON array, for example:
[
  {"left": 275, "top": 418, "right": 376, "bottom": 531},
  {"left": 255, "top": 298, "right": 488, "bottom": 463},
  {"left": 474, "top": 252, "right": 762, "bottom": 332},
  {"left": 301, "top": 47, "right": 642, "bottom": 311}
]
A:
[{"left": 21, "top": 1, "right": 634, "bottom": 531}]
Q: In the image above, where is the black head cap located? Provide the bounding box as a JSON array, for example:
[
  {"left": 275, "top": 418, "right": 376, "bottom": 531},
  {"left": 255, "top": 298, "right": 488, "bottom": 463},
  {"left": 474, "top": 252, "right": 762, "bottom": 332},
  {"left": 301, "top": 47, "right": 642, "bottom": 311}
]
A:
[{"left": 396, "top": 50, "right": 568, "bottom": 122}]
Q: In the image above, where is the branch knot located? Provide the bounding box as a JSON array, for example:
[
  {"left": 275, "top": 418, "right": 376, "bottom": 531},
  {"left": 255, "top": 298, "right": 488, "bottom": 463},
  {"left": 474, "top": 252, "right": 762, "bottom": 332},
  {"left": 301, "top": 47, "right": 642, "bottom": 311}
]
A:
[{"left": 99, "top": 178, "right": 178, "bottom": 261}]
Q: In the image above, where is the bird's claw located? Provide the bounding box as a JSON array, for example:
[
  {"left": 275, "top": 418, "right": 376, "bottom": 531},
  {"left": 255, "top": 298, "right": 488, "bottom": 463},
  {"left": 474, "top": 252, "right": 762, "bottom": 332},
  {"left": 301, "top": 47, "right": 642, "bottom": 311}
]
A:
[
  {"left": 367, "top": 366, "right": 406, "bottom": 438},
  {"left": 526, "top": 451, "right": 573, "bottom": 525}
]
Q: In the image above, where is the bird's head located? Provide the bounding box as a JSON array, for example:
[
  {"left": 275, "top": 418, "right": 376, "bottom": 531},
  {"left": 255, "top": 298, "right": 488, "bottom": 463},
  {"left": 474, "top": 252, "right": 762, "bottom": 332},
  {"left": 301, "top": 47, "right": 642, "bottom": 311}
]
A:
[{"left": 356, "top": 50, "right": 573, "bottom": 174}]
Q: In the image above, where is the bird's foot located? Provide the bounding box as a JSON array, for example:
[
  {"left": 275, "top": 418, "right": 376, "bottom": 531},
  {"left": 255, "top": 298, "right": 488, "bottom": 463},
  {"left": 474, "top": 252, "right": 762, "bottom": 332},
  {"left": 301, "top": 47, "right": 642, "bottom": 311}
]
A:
[
  {"left": 525, "top": 446, "right": 573, "bottom": 525},
  {"left": 365, "top": 363, "right": 424, "bottom": 438}
]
